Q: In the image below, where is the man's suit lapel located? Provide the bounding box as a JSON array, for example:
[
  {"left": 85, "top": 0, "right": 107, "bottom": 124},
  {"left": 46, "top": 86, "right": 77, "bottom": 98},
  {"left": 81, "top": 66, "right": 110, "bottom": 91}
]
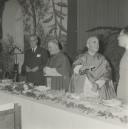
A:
[{"left": 35, "top": 47, "right": 41, "bottom": 55}]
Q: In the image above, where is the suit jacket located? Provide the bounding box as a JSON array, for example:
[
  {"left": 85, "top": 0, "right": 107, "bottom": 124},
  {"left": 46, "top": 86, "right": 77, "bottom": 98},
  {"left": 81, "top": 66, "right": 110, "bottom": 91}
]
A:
[{"left": 22, "top": 46, "right": 48, "bottom": 85}]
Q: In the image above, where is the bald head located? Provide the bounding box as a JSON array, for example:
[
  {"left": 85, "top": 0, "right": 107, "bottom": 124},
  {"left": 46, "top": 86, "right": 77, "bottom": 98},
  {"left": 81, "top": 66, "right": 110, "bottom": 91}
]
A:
[{"left": 86, "top": 36, "right": 99, "bottom": 54}]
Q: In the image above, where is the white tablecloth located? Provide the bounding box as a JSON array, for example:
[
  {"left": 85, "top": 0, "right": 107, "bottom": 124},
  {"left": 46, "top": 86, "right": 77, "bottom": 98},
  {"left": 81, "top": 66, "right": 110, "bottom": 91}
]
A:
[{"left": 0, "top": 91, "right": 127, "bottom": 129}]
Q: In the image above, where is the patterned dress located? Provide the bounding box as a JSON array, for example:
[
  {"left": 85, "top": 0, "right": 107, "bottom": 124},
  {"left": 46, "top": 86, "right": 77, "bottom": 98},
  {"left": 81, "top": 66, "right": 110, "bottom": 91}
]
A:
[{"left": 70, "top": 52, "right": 116, "bottom": 100}]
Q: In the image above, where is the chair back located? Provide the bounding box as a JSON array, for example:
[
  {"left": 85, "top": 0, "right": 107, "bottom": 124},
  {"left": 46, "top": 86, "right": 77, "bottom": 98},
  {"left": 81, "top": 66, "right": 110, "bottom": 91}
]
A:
[{"left": 0, "top": 103, "right": 21, "bottom": 129}]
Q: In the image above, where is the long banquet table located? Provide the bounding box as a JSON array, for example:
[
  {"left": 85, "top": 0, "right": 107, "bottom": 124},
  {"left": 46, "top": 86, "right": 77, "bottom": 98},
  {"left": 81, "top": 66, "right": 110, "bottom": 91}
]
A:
[{"left": 0, "top": 91, "right": 128, "bottom": 129}]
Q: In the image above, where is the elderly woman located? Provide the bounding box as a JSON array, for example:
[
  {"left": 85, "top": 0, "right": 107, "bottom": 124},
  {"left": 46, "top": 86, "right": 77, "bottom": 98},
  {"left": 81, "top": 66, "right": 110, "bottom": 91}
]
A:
[
  {"left": 117, "top": 28, "right": 128, "bottom": 103},
  {"left": 43, "top": 39, "right": 71, "bottom": 92},
  {"left": 70, "top": 36, "right": 116, "bottom": 100}
]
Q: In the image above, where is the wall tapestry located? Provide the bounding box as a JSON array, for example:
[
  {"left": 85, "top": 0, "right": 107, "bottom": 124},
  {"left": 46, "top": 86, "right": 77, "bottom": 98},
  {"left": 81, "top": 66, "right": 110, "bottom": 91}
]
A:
[{"left": 18, "top": 0, "right": 68, "bottom": 49}]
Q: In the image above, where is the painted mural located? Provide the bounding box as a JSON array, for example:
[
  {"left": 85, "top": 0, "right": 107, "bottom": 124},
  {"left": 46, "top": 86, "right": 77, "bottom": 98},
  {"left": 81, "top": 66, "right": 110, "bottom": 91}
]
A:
[{"left": 18, "top": 0, "right": 68, "bottom": 48}]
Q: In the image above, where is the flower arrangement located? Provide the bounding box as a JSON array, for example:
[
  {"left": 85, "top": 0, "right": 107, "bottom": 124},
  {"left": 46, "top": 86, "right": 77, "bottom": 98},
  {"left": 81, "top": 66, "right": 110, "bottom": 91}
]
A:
[
  {"left": 0, "top": 34, "right": 23, "bottom": 79},
  {"left": 0, "top": 36, "right": 15, "bottom": 78},
  {"left": 0, "top": 79, "right": 128, "bottom": 124}
]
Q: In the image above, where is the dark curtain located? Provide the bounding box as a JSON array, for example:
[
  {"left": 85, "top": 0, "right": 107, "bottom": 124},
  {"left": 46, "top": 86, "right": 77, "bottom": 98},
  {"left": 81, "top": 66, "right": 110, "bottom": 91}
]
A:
[{"left": 67, "top": 0, "right": 77, "bottom": 61}]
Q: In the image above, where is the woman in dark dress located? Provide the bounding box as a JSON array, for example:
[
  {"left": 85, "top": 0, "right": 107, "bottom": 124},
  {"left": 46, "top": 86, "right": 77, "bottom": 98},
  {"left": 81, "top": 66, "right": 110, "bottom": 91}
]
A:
[{"left": 43, "top": 39, "right": 71, "bottom": 92}]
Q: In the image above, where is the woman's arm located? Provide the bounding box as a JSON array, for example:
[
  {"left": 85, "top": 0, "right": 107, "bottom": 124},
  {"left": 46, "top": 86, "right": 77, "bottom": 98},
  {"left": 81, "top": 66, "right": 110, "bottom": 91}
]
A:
[{"left": 43, "top": 67, "right": 62, "bottom": 76}]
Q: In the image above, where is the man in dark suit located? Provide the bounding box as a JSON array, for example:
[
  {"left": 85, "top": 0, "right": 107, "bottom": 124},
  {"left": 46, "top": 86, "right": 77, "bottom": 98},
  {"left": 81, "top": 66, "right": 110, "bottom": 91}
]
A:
[{"left": 22, "top": 35, "right": 48, "bottom": 85}]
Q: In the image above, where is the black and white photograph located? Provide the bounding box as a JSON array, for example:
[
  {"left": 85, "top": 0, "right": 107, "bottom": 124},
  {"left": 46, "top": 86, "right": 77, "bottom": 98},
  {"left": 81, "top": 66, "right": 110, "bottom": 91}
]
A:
[{"left": 0, "top": 0, "right": 128, "bottom": 129}]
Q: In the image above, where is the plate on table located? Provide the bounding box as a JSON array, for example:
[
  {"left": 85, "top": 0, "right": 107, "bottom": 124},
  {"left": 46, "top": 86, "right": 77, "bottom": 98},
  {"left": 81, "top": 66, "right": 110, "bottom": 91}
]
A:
[
  {"left": 67, "top": 93, "right": 81, "bottom": 100},
  {"left": 2, "top": 79, "right": 12, "bottom": 84},
  {"left": 34, "top": 86, "right": 50, "bottom": 92},
  {"left": 0, "top": 79, "right": 13, "bottom": 88},
  {"left": 102, "top": 99, "right": 122, "bottom": 107},
  {"left": 2, "top": 79, "right": 13, "bottom": 83}
]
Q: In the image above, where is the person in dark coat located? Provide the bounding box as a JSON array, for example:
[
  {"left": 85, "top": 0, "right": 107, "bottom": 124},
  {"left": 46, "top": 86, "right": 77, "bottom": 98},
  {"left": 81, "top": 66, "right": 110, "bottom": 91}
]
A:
[{"left": 22, "top": 35, "right": 48, "bottom": 85}]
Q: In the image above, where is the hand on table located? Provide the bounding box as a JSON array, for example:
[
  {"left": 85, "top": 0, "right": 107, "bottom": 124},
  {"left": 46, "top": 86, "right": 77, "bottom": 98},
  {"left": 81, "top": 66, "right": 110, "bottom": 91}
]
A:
[
  {"left": 43, "top": 66, "right": 51, "bottom": 74},
  {"left": 26, "top": 66, "right": 31, "bottom": 72},
  {"left": 26, "top": 66, "right": 39, "bottom": 72},
  {"left": 79, "top": 66, "right": 89, "bottom": 75},
  {"left": 31, "top": 66, "right": 39, "bottom": 72}
]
